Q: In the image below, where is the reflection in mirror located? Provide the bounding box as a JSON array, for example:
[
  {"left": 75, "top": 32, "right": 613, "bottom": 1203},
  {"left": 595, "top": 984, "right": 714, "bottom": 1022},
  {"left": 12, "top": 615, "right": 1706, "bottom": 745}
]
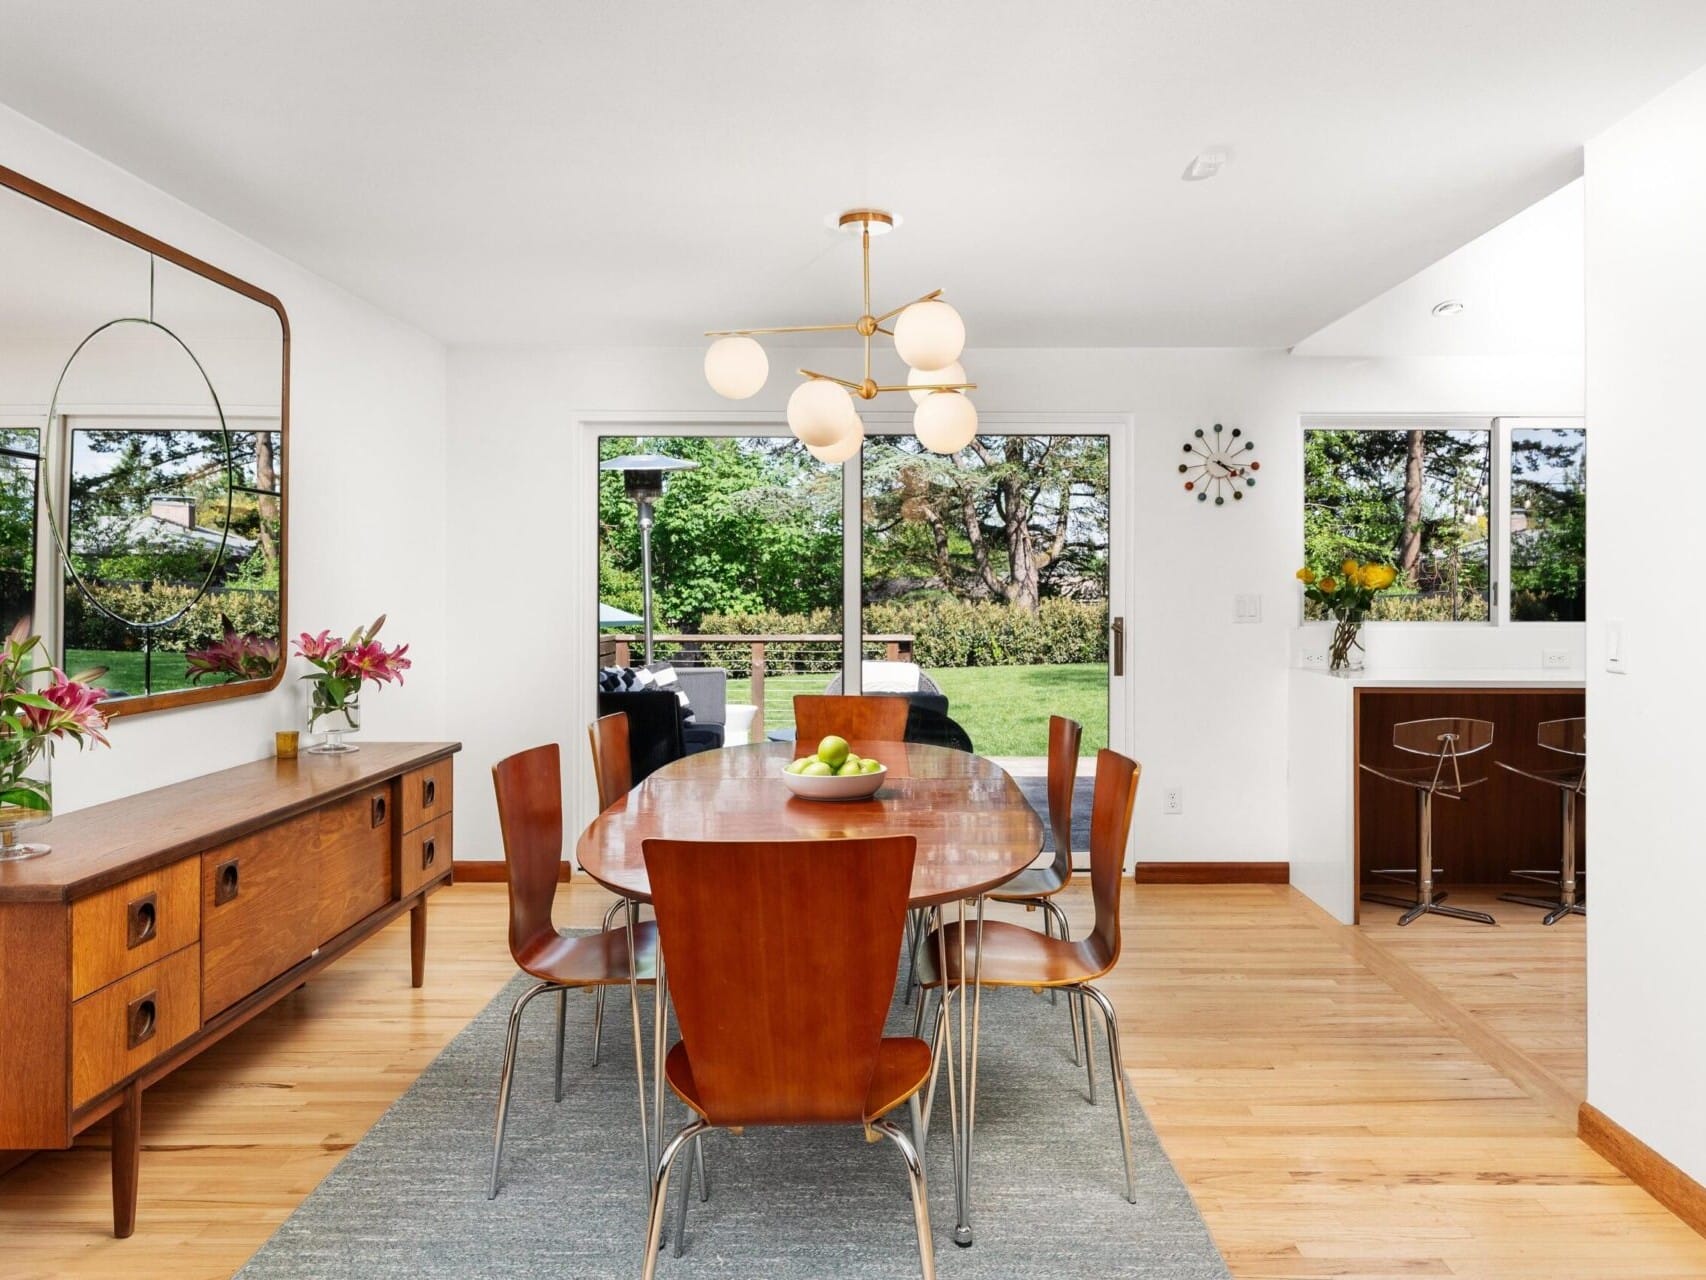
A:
[{"left": 0, "top": 167, "right": 287, "bottom": 709}]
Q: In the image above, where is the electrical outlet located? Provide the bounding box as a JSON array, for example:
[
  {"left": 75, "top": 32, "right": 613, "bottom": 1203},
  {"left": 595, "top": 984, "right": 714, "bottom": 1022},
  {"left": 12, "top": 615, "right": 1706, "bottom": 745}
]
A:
[
  {"left": 1541, "top": 649, "right": 1571, "bottom": 670},
  {"left": 1302, "top": 650, "right": 1326, "bottom": 669},
  {"left": 1162, "top": 787, "right": 1183, "bottom": 815}
]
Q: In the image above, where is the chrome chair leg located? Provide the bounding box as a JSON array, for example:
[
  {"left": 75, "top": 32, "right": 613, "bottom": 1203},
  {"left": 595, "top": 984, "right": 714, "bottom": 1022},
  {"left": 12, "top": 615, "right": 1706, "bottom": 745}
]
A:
[
  {"left": 1078, "top": 989, "right": 1096, "bottom": 1103},
  {"left": 904, "top": 908, "right": 925, "bottom": 1005},
  {"left": 873, "top": 1117, "right": 938, "bottom": 1280},
  {"left": 488, "top": 979, "right": 559, "bottom": 1199},
  {"left": 624, "top": 905, "right": 650, "bottom": 1187},
  {"left": 1081, "top": 984, "right": 1137, "bottom": 1203},
  {"left": 554, "top": 989, "right": 567, "bottom": 1103},
  {"left": 643, "top": 1120, "right": 708, "bottom": 1280},
  {"left": 668, "top": 1134, "right": 710, "bottom": 1257},
  {"left": 591, "top": 986, "right": 606, "bottom": 1067},
  {"left": 920, "top": 989, "right": 948, "bottom": 1143}
]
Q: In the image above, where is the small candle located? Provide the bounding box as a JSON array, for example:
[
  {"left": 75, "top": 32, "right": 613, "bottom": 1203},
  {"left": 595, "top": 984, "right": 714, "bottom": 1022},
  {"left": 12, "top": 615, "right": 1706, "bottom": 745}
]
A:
[{"left": 275, "top": 730, "right": 299, "bottom": 759}]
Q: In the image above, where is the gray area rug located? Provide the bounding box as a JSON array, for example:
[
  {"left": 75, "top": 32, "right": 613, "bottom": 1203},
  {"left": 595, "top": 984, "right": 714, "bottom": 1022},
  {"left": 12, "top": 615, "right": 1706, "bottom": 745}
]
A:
[
  {"left": 1015, "top": 775, "right": 1092, "bottom": 854},
  {"left": 237, "top": 941, "right": 1228, "bottom": 1279}
]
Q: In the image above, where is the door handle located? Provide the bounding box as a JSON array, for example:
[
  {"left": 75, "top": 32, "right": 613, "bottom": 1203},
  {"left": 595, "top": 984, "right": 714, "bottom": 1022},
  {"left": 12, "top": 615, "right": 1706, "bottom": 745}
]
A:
[{"left": 1111, "top": 615, "right": 1125, "bottom": 677}]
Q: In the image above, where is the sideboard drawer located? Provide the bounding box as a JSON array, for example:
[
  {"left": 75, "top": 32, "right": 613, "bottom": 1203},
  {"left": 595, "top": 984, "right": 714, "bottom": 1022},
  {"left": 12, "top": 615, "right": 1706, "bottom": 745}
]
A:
[
  {"left": 70, "top": 858, "right": 200, "bottom": 1000},
  {"left": 400, "top": 813, "right": 453, "bottom": 898},
  {"left": 399, "top": 758, "right": 453, "bottom": 833},
  {"left": 72, "top": 945, "right": 200, "bottom": 1109}
]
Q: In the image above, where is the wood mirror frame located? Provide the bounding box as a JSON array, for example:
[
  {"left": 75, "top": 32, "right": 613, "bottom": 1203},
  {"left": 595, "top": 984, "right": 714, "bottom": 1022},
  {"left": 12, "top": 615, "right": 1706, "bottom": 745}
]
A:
[{"left": 0, "top": 162, "right": 290, "bottom": 719}]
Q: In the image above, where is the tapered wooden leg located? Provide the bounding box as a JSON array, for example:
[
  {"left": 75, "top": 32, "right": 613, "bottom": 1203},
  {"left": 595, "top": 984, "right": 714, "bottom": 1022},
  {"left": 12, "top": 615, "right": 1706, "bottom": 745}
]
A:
[
  {"left": 410, "top": 897, "right": 427, "bottom": 988},
  {"left": 111, "top": 1081, "right": 141, "bottom": 1239}
]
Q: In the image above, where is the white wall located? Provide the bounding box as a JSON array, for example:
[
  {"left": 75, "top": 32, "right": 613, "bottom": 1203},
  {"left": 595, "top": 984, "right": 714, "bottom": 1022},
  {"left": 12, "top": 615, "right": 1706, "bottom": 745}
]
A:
[
  {"left": 1583, "top": 66, "right": 1706, "bottom": 1186},
  {"left": 445, "top": 343, "right": 1580, "bottom": 865},
  {"left": 0, "top": 103, "right": 450, "bottom": 811}
]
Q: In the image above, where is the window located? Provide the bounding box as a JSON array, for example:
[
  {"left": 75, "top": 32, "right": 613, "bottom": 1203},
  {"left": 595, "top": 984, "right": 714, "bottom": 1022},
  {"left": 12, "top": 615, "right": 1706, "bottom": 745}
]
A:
[
  {"left": 1303, "top": 426, "right": 1492, "bottom": 621},
  {"left": 1509, "top": 426, "right": 1586, "bottom": 621},
  {"left": 0, "top": 429, "right": 40, "bottom": 636},
  {"left": 1303, "top": 419, "right": 1586, "bottom": 626}
]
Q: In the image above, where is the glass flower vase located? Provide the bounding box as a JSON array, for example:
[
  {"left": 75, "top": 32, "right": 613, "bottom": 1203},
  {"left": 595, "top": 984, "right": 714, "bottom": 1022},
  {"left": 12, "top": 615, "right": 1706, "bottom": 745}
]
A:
[
  {"left": 306, "top": 682, "right": 361, "bottom": 754},
  {"left": 1329, "top": 617, "right": 1366, "bottom": 675},
  {"left": 0, "top": 738, "right": 53, "bottom": 861}
]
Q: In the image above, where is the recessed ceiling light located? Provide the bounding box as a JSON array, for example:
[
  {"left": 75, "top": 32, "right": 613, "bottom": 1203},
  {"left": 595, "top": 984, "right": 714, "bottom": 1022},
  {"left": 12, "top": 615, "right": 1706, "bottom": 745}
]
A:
[
  {"left": 1181, "top": 150, "right": 1230, "bottom": 182},
  {"left": 1432, "top": 299, "right": 1466, "bottom": 316}
]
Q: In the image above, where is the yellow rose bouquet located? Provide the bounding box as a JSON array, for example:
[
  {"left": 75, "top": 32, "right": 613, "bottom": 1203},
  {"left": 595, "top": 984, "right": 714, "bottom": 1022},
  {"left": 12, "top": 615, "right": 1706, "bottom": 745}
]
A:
[{"left": 1296, "top": 559, "right": 1399, "bottom": 673}]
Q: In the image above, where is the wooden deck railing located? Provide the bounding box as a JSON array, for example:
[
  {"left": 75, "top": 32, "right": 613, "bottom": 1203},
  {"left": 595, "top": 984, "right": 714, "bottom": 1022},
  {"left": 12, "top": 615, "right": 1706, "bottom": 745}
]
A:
[{"left": 598, "top": 632, "right": 915, "bottom": 738}]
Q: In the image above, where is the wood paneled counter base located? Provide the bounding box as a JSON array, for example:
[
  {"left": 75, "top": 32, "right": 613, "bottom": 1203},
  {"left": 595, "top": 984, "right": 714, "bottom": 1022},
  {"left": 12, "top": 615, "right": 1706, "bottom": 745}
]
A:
[{"left": 0, "top": 741, "right": 460, "bottom": 1237}]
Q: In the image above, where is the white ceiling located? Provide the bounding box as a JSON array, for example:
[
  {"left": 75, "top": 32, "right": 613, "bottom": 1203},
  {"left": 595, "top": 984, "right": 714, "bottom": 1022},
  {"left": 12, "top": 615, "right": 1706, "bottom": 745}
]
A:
[
  {"left": 1292, "top": 180, "right": 1583, "bottom": 358},
  {"left": 1, "top": 1, "right": 1704, "bottom": 348}
]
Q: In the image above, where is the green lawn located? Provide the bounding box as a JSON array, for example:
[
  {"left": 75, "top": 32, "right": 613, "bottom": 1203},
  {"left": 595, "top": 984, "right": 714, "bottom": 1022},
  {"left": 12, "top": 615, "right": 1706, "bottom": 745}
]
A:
[
  {"left": 725, "top": 663, "right": 1107, "bottom": 757},
  {"left": 67, "top": 650, "right": 192, "bottom": 697}
]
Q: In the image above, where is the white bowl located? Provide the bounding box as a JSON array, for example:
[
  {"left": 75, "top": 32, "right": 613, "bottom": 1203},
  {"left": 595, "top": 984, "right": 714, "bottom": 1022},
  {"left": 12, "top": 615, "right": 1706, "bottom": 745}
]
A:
[{"left": 780, "top": 763, "right": 888, "bottom": 802}]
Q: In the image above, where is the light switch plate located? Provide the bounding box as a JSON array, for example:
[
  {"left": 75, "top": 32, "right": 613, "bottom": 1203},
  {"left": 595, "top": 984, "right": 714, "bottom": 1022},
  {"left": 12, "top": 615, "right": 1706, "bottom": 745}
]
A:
[
  {"left": 1605, "top": 620, "right": 1627, "bottom": 674},
  {"left": 1233, "top": 593, "right": 1262, "bottom": 623}
]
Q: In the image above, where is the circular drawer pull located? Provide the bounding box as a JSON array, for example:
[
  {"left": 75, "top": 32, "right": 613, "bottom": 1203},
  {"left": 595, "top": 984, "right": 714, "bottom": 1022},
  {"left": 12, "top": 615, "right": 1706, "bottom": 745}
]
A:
[
  {"left": 127, "top": 994, "right": 158, "bottom": 1049},
  {"left": 126, "top": 893, "right": 158, "bottom": 949},
  {"left": 422, "top": 837, "right": 437, "bottom": 870},
  {"left": 423, "top": 777, "right": 437, "bottom": 808}
]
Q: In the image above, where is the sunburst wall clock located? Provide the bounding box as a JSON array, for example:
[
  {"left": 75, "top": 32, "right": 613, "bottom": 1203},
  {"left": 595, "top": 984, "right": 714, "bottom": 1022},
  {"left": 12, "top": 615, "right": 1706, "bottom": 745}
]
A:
[{"left": 1179, "top": 423, "right": 1259, "bottom": 505}]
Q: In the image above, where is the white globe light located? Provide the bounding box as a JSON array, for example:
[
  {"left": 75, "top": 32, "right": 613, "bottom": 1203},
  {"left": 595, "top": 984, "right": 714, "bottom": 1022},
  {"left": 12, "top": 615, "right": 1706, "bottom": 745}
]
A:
[
  {"left": 787, "top": 378, "right": 854, "bottom": 447},
  {"left": 807, "top": 410, "right": 864, "bottom": 463},
  {"left": 907, "top": 360, "right": 966, "bottom": 405},
  {"left": 893, "top": 300, "right": 965, "bottom": 372},
  {"left": 913, "top": 391, "right": 978, "bottom": 454},
  {"left": 704, "top": 336, "right": 768, "bottom": 399}
]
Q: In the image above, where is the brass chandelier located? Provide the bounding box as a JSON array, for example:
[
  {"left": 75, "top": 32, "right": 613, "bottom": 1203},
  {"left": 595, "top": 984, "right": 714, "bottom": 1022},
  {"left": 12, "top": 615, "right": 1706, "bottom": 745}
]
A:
[{"left": 703, "top": 209, "right": 979, "bottom": 457}]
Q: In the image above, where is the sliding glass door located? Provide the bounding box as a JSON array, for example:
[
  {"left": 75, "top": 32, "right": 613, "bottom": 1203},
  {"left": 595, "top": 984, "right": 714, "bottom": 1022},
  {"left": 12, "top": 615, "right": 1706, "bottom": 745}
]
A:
[{"left": 594, "top": 417, "right": 1126, "bottom": 778}]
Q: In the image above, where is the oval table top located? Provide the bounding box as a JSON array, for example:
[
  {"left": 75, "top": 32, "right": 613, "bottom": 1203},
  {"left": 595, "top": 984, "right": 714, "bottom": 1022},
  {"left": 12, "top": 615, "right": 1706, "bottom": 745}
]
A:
[{"left": 575, "top": 740, "right": 1043, "bottom": 908}]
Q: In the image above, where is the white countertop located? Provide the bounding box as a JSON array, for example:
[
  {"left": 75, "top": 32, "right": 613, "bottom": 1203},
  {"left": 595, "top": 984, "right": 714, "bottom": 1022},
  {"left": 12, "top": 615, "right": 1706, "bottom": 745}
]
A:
[{"left": 1293, "top": 666, "right": 1586, "bottom": 689}]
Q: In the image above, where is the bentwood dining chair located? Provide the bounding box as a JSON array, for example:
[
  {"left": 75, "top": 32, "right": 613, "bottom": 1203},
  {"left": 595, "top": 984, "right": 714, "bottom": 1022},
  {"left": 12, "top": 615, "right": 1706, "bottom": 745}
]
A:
[
  {"left": 638, "top": 834, "right": 935, "bottom": 1280},
  {"left": 588, "top": 711, "right": 633, "bottom": 809},
  {"left": 489, "top": 744, "right": 656, "bottom": 1198},
  {"left": 989, "top": 715, "right": 1086, "bottom": 1059},
  {"left": 917, "top": 748, "right": 1141, "bottom": 1203},
  {"left": 1360, "top": 716, "right": 1497, "bottom": 926},
  {"left": 587, "top": 713, "right": 641, "bottom": 1066},
  {"left": 792, "top": 694, "right": 911, "bottom": 750},
  {"left": 1497, "top": 717, "right": 1587, "bottom": 924}
]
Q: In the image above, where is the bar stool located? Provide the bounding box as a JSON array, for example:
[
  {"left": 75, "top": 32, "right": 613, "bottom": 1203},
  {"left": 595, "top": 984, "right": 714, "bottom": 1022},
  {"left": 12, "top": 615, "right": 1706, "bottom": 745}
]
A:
[
  {"left": 1497, "top": 717, "right": 1586, "bottom": 925},
  {"left": 1361, "top": 717, "right": 1498, "bottom": 926}
]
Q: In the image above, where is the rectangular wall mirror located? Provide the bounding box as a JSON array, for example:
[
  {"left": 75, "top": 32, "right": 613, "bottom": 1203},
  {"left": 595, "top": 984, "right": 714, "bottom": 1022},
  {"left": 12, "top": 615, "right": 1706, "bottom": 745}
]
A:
[{"left": 0, "top": 164, "right": 288, "bottom": 715}]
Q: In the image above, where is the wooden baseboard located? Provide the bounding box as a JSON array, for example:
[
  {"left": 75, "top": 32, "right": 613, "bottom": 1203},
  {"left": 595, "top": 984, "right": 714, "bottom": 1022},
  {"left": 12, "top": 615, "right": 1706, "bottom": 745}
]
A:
[
  {"left": 1132, "top": 861, "right": 1290, "bottom": 885},
  {"left": 1579, "top": 1102, "right": 1706, "bottom": 1239},
  {"left": 453, "top": 861, "right": 572, "bottom": 883}
]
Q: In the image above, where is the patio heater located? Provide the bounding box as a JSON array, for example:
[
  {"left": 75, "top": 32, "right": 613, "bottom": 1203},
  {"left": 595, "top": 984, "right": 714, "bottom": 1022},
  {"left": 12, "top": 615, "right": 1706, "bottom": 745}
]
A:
[{"left": 599, "top": 453, "right": 699, "bottom": 666}]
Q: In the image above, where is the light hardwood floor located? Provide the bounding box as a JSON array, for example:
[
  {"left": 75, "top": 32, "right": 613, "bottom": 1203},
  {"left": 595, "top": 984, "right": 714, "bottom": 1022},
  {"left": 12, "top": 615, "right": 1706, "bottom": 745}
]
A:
[{"left": 1, "top": 880, "right": 1701, "bottom": 1280}]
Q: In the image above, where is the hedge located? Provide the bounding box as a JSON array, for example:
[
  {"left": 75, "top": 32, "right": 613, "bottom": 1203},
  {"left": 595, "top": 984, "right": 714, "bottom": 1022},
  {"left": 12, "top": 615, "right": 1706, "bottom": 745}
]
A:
[
  {"left": 63, "top": 582, "right": 281, "bottom": 654},
  {"left": 685, "top": 600, "right": 1108, "bottom": 676}
]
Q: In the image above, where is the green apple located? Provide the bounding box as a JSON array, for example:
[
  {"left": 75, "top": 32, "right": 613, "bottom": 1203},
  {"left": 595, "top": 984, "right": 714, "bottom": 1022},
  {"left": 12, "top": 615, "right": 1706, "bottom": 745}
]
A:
[
  {"left": 836, "top": 760, "right": 863, "bottom": 776},
  {"left": 802, "top": 760, "right": 834, "bottom": 777},
  {"left": 783, "top": 758, "right": 807, "bottom": 775},
  {"left": 816, "top": 735, "right": 850, "bottom": 768},
  {"left": 860, "top": 758, "right": 882, "bottom": 773}
]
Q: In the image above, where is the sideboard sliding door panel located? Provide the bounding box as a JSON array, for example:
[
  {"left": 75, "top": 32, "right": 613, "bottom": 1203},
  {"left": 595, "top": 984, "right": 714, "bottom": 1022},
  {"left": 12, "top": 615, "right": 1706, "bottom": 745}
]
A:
[{"left": 202, "top": 818, "right": 320, "bottom": 1018}]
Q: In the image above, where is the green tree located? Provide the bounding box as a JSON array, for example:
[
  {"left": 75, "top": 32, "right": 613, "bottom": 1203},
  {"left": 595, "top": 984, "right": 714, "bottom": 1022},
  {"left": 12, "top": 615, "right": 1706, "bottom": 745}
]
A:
[
  {"left": 598, "top": 437, "right": 843, "bottom": 630},
  {"left": 862, "top": 435, "right": 1109, "bottom": 611}
]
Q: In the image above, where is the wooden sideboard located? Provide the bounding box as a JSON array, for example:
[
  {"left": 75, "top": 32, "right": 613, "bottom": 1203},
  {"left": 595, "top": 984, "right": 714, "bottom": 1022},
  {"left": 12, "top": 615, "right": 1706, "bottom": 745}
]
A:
[{"left": 0, "top": 741, "right": 459, "bottom": 1237}]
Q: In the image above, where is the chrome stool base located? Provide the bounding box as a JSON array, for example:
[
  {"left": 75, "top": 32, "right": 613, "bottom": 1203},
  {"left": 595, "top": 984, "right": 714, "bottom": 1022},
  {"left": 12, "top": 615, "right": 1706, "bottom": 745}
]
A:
[
  {"left": 1498, "top": 892, "right": 1585, "bottom": 926},
  {"left": 1361, "top": 888, "right": 1497, "bottom": 927}
]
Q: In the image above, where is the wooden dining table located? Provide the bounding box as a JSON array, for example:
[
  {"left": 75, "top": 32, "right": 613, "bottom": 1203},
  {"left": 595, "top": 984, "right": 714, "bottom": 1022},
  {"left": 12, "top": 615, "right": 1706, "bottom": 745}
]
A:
[{"left": 576, "top": 739, "right": 1044, "bottom": 1248}]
